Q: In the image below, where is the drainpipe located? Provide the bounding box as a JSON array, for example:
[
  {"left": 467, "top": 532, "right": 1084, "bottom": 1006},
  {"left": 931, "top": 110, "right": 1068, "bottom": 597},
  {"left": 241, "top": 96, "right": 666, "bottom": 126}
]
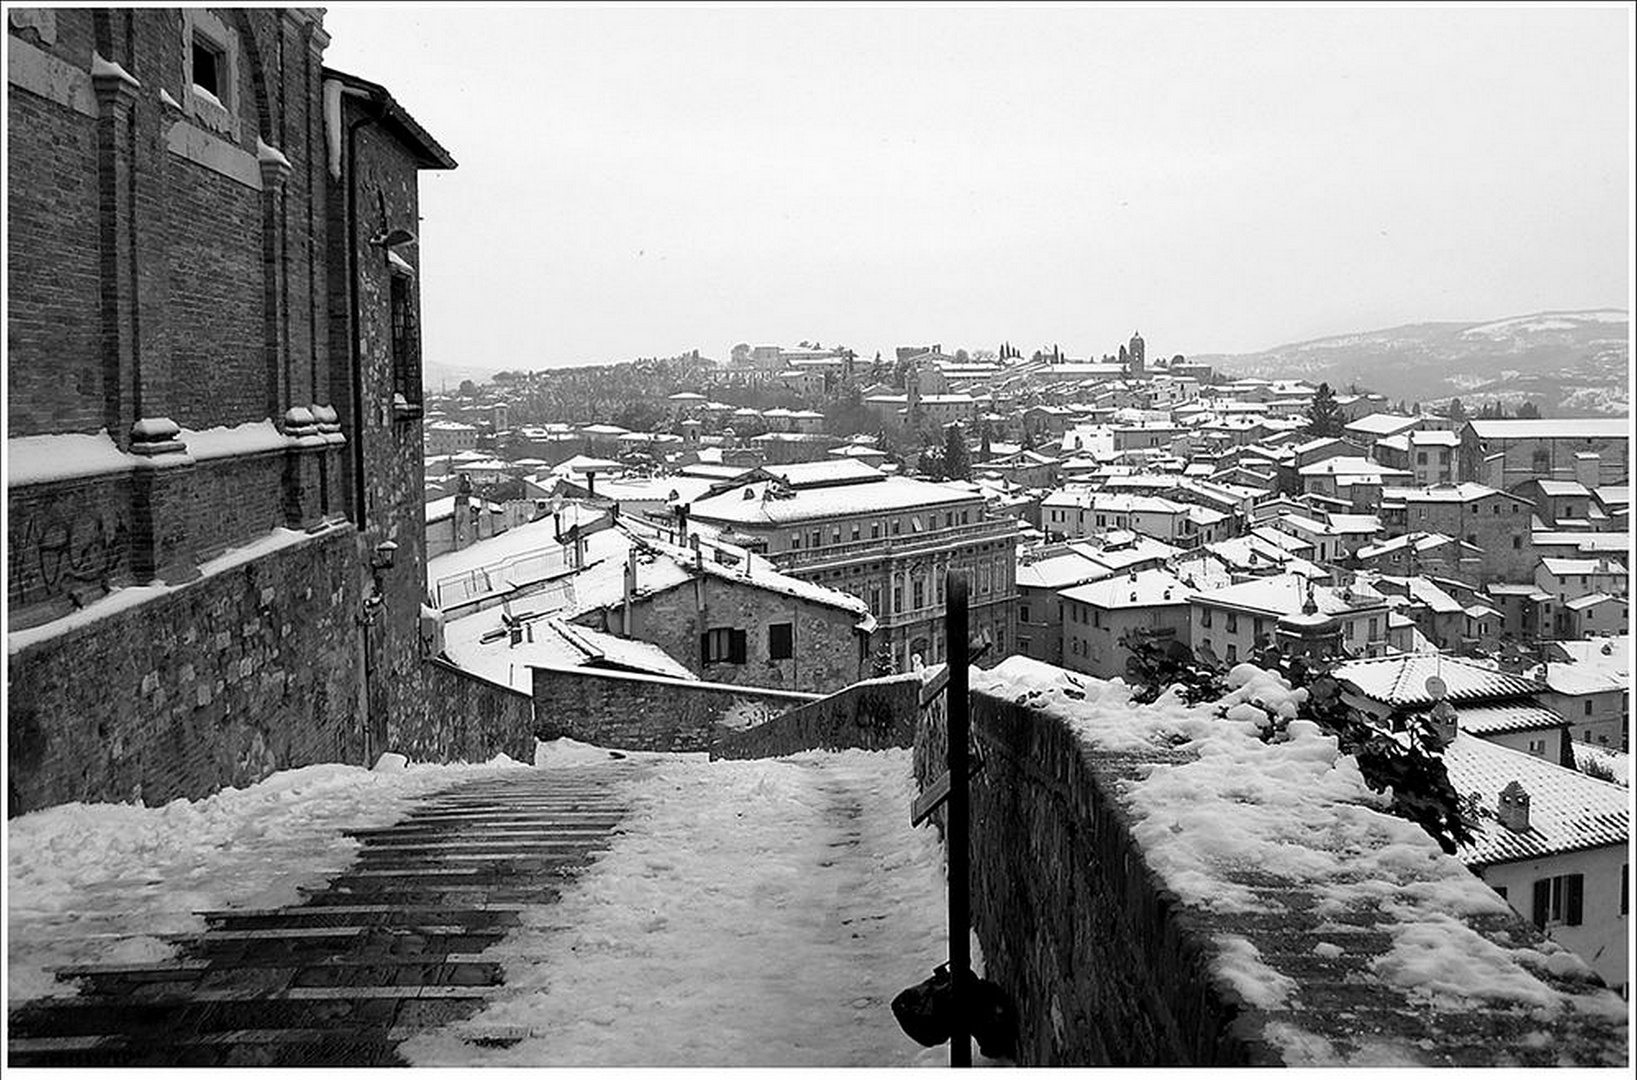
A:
[
  {"left": 335, "top": 81, "right": 387, "bottom": 764},
  {"left": 343, "top": 96, "right": 385, "bottom": 529}
]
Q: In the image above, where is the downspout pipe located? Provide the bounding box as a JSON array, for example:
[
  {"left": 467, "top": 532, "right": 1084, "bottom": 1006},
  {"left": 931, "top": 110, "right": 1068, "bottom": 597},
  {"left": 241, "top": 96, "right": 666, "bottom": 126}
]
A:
[{"left": 343, "top": 98, "right": 385, "bottom": 529}]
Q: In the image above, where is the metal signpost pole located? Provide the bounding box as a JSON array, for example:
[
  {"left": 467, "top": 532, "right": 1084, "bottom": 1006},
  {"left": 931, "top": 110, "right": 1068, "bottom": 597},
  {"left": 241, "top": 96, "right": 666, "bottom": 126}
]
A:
[{"left": 946, "top": 571, "right": 972, "bottom": 1068}]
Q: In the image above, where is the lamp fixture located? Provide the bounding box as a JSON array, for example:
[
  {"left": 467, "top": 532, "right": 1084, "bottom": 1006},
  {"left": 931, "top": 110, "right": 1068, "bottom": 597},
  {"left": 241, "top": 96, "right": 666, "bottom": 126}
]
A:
[
  {"left": 370, "top": 539, "right": 399, "bottom": 571},
  {"left": 369, "top": 227, "right": 417, "bottom": 249}
]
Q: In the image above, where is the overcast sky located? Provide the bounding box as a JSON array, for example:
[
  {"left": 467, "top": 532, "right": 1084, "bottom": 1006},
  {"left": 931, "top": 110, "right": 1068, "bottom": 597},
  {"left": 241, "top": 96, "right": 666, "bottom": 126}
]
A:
[{"left": 321, "top": 2, "right": 1632, "bottom": 373}]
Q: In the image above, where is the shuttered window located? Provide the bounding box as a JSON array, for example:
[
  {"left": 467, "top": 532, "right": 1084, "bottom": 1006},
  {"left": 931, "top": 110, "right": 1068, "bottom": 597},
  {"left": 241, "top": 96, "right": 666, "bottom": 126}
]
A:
[
  {"left": 769, "top": 623, "right": 793, "bottom": 661},
  {"left": 701, "top": 628, "right": 748, "bottom": 666},
  {"left": 1532, "top": 874, "right": 1584, "bottom": 928}
]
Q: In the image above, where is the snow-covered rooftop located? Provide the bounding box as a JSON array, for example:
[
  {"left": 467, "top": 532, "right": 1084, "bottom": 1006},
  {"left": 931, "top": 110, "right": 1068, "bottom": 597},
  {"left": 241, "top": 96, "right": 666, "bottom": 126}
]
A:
[
  {"left": 1334, "top": 654, "right": 1544, "bottom": 707},
  {"left": 1466, "top": 418, "right": 1631, "bottom": 440},
  {"left": 688, "top": 473, "right": 980, "bottom": 527},
  {"left": 1060, "top": 568, "right": 1192, "bottom": 609},
  {"left": 1343, "top": 413, "right": 1420, "bottom": 436},
  {"left": 1015, "top": 550, "right": 1116, "bottom": 591},
  {"left": 1444, "top": 734, "right": 1628, "bottom": 866},
  {"left": 1192, "top": 573, "right": 1384, "bottom": 618},
  {"left": 441, "top": 612, "right": 697, "bottom": 691}
]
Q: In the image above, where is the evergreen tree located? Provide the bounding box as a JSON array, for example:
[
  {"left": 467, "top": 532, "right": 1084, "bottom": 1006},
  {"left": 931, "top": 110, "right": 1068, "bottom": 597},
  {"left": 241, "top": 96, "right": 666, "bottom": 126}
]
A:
[
  {"left": 1516, "top": 401, "right": 1542, "bottom": 419},
  {"left": 1446, "top": 397, "right": 1467, "bottom": 422},
  {"left": 1304, "top": 381, "right": 1345, "bottom": 438},
  {"left": 944, "top": 422, "right": 972, "bottom": 481}
]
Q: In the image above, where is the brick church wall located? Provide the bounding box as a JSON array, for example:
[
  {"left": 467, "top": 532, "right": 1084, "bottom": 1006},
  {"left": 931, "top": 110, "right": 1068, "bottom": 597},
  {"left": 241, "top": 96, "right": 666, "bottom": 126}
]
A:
[{"left": 8, "top": 526, "right": 361, "bottom": 816}]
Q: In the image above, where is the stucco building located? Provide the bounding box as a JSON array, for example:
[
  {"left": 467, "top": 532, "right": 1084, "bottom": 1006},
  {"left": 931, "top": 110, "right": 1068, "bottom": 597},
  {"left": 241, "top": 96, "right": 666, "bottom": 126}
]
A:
[{"left": 686, "top": 460, "right": 1018, "bottom": 672}]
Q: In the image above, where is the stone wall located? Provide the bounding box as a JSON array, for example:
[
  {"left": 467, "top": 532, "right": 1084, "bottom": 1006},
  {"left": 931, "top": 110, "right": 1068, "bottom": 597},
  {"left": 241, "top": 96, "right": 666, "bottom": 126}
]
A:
[
  {"left": 531, "top": 665, "right": 817, "bottom": 753},
  {"left": 393, "top": 658, "right": 535, "bottom": 766},
  {"left": 711, "top": 673, "right": 919, "bottom": 759},
  {"left": 576, "top": 567, "right": 868, "bottom": 695},
  {"left": 8, "top": 525, "right": 361, "bottom": 817},
  {"left": 913, "top": 683, "right": 1628, "bottom": 1066}
]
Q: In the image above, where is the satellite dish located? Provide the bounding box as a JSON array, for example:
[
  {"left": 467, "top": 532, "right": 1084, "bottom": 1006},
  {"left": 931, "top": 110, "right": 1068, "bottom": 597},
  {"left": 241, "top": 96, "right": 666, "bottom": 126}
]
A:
[{"left": 1424, "top": 675, "right": 1448, "bottom": 700}]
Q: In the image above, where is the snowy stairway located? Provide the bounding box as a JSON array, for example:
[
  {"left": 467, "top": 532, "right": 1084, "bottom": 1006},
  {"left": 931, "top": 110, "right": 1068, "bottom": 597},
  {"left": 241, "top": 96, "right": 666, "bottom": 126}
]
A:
[{"left": 6, "top": 764, "right": 639, "bottom": 1067}]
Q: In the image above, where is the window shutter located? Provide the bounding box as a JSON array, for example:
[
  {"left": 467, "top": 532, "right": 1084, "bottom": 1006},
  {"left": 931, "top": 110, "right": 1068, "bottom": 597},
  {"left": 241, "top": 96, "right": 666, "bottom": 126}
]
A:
[
  {"left": 1566, "top": 874, "right": 1584, "bottom": 927},
  {"left": 1532, "top": 879, "right": 1550, "bottom": 929},
  {"left": 700, "top": 632, "right": 710, "bottom": 667},
  {"left": 730, "top": 629, "right": 747, "bottom": 664}
]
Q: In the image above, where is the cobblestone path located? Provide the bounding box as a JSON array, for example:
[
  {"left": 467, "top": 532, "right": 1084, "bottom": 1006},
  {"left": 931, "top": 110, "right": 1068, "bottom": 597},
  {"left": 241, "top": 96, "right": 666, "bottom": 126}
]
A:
[{"left": 7, "top": 763, "right": 640, "bottom": 1067}]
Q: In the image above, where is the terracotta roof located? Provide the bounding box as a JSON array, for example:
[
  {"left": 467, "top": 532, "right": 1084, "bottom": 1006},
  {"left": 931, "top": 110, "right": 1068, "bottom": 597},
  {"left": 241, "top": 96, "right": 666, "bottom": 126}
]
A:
[
  {"left": 1335, "top": 654, "right": 1544, "bottom": 707},
  {"left": 1443, "top": 735, "right": 1628, "bottom": 867},
  {"left": 1408, "top": 701, "right": 1565, "bottom": 737}
]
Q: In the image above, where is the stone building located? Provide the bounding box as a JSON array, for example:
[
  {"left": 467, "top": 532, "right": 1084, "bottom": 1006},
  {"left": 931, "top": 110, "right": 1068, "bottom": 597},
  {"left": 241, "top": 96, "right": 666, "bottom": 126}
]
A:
[
  {"left": 6, "top": 8, "right": 455, "bottom": 813},
  {"left": 1460, "top": 419, "right": 1630, "bottom": 489},
  {"left": 686, "top": 459, "right": 1018, "bottom": 672},
  {"left": 1378, "top": 483, "right": 1537, "bottom": 584}
]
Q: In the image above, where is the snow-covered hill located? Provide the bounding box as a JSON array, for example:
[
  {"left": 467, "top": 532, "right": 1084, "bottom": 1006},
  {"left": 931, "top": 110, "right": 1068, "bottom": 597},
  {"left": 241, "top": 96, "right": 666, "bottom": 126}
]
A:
[{"left": 1197, "top": 310, "right": 1630, "bottom": 415}]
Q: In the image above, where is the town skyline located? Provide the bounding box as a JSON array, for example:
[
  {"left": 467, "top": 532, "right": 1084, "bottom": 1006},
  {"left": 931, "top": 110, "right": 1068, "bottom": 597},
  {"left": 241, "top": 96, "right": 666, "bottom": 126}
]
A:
[{"left": 319, "top": 2, "right": 1632, "bottom": 371}]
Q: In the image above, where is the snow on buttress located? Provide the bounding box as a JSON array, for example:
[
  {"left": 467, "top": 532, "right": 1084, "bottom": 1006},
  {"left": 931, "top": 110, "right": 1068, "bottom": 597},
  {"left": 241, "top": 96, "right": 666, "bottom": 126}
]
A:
[
  {"left": 400, "top": 743, "right": 964, "bottom": 1068},
  {"left": 6, "top": 756, "right": 531, "bottom": 1003}
]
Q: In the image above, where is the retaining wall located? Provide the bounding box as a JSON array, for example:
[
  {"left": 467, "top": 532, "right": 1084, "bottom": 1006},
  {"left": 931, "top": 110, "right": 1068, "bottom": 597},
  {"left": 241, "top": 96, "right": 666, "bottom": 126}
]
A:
[
  {"left": 8, "top": 526, "right": 360, "bottom": 816},
  {"left": 531, "top": 665, "right": 818, "bottom": 752},
  {"left": 913, "top": 682, "right": 1629, "bottom": 1066},
  {"left": 711, "top": 673, "right": 920, "bottom": 759}
]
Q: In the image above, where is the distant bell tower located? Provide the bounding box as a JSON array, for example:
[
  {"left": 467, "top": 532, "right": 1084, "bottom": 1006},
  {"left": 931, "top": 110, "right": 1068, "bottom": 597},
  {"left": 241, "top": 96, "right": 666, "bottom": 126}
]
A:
[{"left": 1128, "top": 331, "right": 1145, "bottom": 376}]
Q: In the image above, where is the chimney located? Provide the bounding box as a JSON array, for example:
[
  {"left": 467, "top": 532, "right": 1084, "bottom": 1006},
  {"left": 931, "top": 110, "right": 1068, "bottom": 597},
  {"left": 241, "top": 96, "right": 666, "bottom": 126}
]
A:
[
  {"left": 453, "top": 474, "right": 473, "bottom": 552},
  {"left": 622, "top": 546, "right": 637, "bottom": 636},
  {"left": 586, "top": 469, "right": 596, "bottom": 497},
  {"left": 1496, "top": 780, "right": 1530, "bottom": 833},
  {"left": 1573, "top": 451, "right": 1600, "bottom": 490},
  {"left": 1429, "top": 699, "right": 1458, "bottom": 748},
  {"left": 689, "top": 532, "right": 702, "bottom": 569}
]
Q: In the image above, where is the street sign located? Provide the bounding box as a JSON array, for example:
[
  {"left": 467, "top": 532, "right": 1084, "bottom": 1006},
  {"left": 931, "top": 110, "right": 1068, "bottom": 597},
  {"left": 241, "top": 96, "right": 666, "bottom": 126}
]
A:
[
  {"left": 918, "top": 639, "right": 993, "bottom": 708},
  {"left": 1425, "top": 675, "right": 1448, "bottom": 700},
  {"left": 910, "top": 753, "right": 986, "bottom": 827}
]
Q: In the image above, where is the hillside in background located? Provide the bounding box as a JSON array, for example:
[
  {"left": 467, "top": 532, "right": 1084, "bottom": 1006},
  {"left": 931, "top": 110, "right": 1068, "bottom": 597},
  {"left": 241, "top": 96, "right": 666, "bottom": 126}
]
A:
[
  {"left": 1197, "top": 310, "right": 1630, "bottom": 415},
  {"left": 424, "top": 358, "right": 506, "bottom": 394}
]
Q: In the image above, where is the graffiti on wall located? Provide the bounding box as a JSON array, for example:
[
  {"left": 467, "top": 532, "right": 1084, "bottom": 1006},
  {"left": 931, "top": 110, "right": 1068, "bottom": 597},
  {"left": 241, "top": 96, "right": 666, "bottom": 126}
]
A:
[{"left": 12, "top": 504, "right": 130, "bottom": 604}]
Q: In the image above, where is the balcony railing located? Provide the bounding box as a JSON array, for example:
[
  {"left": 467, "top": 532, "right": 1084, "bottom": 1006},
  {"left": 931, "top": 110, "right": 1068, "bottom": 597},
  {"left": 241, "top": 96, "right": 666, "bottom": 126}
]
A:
[{"left": 772, "top": 517, "right": 1020, "bottom": 570}]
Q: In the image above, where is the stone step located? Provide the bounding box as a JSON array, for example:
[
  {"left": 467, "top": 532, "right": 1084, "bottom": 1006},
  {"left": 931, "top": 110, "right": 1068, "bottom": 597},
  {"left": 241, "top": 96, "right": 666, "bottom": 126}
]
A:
[
  {"left": 356, "top": 849, "right": 601, "bottom": 862},
  {"left": 7, "top": 990, "right": 497, "bottom": 1049},
  {"left": 201, "top": 903, "right": 529, "bottom": 918},
  {"left": 52, "top": 953, "right": 500, "bottom": 978},
  {"left": 402, "top": 808, "right": 627, "bottom": 818},
  {"left": 296, "top": 885, "right": 566, "bottom": 907},
  {"left": 201, "top": 908, "right": 520, "bottom": 931},
  {"left": 7, "top": 771, "right": 635, "bottom": 1067},
  {"left": 186, "top": 923, "right": 482, "bottom": 941},
  {"left": 355, "top": 840, "right": 606, "bottom": 853},
  {"left": 349, "top": 821, "right": 621, "bottom": 836},
  {"left": 50, "top": 959, "right": 212, "bottom": 977}
]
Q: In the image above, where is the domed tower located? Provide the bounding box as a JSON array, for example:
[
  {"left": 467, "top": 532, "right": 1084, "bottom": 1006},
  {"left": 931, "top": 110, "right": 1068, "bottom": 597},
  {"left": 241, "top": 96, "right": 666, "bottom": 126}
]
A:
[{"left": 1128, "top": 331, "right": 1145, "bottom": 376}]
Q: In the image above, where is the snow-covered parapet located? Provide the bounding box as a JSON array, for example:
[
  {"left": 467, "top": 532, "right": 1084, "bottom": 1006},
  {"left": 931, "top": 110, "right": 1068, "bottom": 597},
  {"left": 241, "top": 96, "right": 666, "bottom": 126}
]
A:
[
  {"left": 926, "top": 658, "right": 1628, "bottom": 1066},
  {"left": 7, "top": 430, "right": 140, "bottom": 487}
]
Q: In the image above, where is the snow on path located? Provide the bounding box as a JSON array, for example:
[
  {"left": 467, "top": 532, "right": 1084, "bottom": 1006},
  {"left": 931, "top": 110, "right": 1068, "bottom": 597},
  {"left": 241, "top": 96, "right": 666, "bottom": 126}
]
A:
[
  {"left": 400, "top": 745, "right": 958, "bottom": 1068},
  {"left": 6, "top": 757, "right": 531, "bottom": 1003}
]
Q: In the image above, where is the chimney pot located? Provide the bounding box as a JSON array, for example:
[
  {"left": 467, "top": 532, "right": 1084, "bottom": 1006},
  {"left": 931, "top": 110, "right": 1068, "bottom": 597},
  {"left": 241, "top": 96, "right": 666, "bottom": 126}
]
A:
[{"left": 1496, "top": 780, "right": 1531, "bottom": 833}]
